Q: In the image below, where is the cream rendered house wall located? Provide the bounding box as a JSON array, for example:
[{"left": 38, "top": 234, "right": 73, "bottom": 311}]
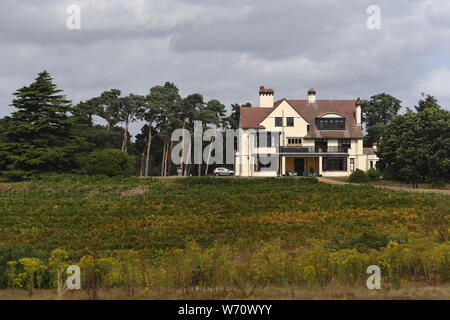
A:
[
  {"left": 236, "top": 129, "right": 280, "bottom": 177},
  {"left": 259, "top": 101, "right": 309, "bottom": 146}
]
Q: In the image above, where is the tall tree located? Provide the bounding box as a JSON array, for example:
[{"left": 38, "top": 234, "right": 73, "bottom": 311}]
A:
[
  {"left": 361, "top": 93, "right": 402, "bottom": 147},
  {"left": 225, "top": 102, "right": 251, "bottom": 130},
  {"left": 203, "top": 99, "right": 226, "bottom": 176},
  {"left": 176, "top": 94, "right": 205, "bottom": 175},
  {"left": 119, "top": 94, "right": 145, "bottom": 154},
  {"left": 192, "top": 100, "right": 221, "bottom": 176},
  {"left": 72, "top": 98, "right": 101, "bottom": 127},
  {"left": 379, "top": 101, "right": 450, "bottom": 182},
  {"left": 97, "top": 89, "right": 122, "bottom": 131},
  {"left": 0, "top": 117, "right": 11, "bottom": 171},
  {"left": 0, "top": 71, "right": 85, "bottom": 179},
  {"left": 144, "top": 82, "right": 180, "bottom": 177}
]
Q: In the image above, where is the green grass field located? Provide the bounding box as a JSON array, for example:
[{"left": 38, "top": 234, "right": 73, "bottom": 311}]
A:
[{"left": 0, "top": 176, "right": 448, "bottom": 299}]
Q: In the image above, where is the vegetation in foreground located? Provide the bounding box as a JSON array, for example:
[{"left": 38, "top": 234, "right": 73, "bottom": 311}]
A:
[{"left": 0, "top": 177, "right": 448, "bottom": 299}]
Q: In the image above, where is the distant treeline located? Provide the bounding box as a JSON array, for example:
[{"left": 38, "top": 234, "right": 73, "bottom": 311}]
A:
[
  {"left": 0, "top": 71, "right": 250, "bottom": 181},
  {"left": 0, "top": 71, "right": 448, "bottom": 182}
]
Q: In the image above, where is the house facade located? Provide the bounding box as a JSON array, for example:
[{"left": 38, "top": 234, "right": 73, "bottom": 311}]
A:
[{"left": 234, "top": 86, "right": 379, "bottom": 177}]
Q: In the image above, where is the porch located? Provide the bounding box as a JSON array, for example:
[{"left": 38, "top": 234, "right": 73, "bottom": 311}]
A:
[{"left": 283, "top": 157, "right": 321, "bottom": 177}]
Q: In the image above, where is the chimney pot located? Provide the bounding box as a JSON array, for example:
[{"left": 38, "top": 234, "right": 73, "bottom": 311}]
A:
[{"left": 308, "top": 88, "right": 316, "bottom": 103}]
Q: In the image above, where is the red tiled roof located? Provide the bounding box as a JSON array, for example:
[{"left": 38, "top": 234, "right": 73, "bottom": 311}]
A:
[
  {"left": 240, "top": 99, "right": 364, "bottom": 138},
  {"left": 363, "top": 147, "right": 377, "bottom": 155},
  {"left": 240, "top": 107, "right": 273, "bottom": 129}
]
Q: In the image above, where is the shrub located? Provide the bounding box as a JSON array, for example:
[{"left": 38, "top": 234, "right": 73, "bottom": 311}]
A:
[
  {"left": 349, "top": 232, "right": 388, "bottom": 250},
  {"left": 85, "top": 149, "right": 135, "bottom": 177},
  {"left": 430, "top": 181, "right": 446, "bottom": 190},
  {"left": 367, "top": 168, "right": 382, "bottom": 181},
  {"left": 348, "top": 169, "right": 370, "bottom": 183}
]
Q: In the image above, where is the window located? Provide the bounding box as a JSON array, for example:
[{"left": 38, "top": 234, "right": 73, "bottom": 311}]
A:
[
  {"left": 255, "top": 132, "right": 276, "bottom": 148},
  {"left": 287, "top": 138, "right": 302, "bottom": 145},
  {"left": 315, "top": 139, "right": 327, "bottom": 152},
  {"left": 286, "top": 117, "right": 294, "bottom": 126},
  {"left": 338, "top": 139, "right": 351, "bottom": 149},
  {"left": 307, "top": 124, "right": 310, "bottom": 133},
  {"left": 350, "top": 158, "right": 355, "bottom": 171},
  {"left": 370, "top": 161, "right": 374, "bottom": 169},
  {"left": 315, "top": 118, "right": 345, "bottom": 130},
  {"left": 275, "top": 117, "right": 282, "bottom": 126},
  {"left": 323, "top": 157, "right": 347, "bottom": 171}
]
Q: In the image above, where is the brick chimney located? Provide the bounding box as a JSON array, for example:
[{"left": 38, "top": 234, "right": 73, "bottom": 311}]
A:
[{"left": 259, "top": 86, "right": 274, "bottom": 108}]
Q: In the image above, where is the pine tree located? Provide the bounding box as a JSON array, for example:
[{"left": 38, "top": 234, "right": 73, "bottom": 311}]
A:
[{"left": 1, "top": 71, "right": 85, "bottom": 179}]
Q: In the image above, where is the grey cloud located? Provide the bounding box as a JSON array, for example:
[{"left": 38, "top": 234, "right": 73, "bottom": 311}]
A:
[{"left": 0, "top": 0, "right": 449, "bottom": 139}]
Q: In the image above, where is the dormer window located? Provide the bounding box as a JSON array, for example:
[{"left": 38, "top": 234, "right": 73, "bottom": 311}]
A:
[{"left": 316, "top": 118, "right": 345, "bottom": 130}]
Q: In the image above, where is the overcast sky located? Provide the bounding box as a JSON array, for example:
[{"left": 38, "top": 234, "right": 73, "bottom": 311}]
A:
[{"left": 1, "top": 0, "right": 449, "bottom": 136}]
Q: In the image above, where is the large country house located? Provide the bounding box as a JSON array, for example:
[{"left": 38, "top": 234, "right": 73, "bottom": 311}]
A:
[{"left": 234, "top": 86, "right": 379, "bottom": 177}]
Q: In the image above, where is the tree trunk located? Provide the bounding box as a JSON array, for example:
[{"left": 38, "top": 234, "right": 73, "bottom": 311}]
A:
[
  {"left": 164, "top": 140, "right": 170, "bottom": 177},
  {"left": 180, "top": 117, "right": 187, "bottom": 173},
  {"left": 107, "top": 121, "right": 111, "bottom": 132},
  {"left": 205, "top": 130, "right": 216, "bottom": 175},
  {"left": 161, "top": 139, "right": 167, "bottom": 177},
  {"left": 167, "top": 140, "right": 174, "bottom": 176},
  {"left": 197, "top": 124, "right": 204, "bottom": 176},
  {"left": 145, "top": 121, "right": 153, "bottom": 177},
  {"left": 122, "top": 119, "right": 130, "bottom": 154},
  {"left": 184, "top": 140, "right": 192, "bottom": 176},
  {"left": 139, "top": 150, "right": 145, "bottom": 177}
]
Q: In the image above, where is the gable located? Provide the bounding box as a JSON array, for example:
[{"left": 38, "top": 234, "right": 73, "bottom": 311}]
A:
[
  {"left": 258, "top": 100, "right": 309, "bottom": 136},
  {"left": 259, "top": 100, "right": 309, "bottom": 128}
]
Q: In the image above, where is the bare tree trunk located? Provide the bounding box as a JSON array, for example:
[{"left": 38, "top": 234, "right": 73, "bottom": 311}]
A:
[
  {"left": 145, "top": 121, "right": 153, "bottom": 177},
  {"left": 161, "top": 139, "right": 167, "bottom": 177},
  {"left": 164, "top": 140, "right": 169, "bottom": 177},
  {"left": 167, "top": 140, "right": 173, "bottom": 176},
  {"left": 107, "top": 121, "right": 111, "bottom": 131},
  {"left": 205, "top": 130, "right": 216, "bottom": 176},
  {"left": 184, "top": 140, "right": 192, "bottom": 176},
  {"left": 180, "top": 117, "right": 187, "bottom": 173},
  {"left": 139, "top": 150, "right": 145, "bottom": 177},
  {"left": 197, "top": 125, "right": 204, "bottom": 177},
  {"left": 165, "top": 139, "right": 171, "bottom": 176},
  {"left": 122, "top": 119, "right": 130, "bottom": 154}
]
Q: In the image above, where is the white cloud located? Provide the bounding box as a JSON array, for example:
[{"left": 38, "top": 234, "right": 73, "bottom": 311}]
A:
[{"left": 416, "top": 68, "right": 450, "bottom": 107}]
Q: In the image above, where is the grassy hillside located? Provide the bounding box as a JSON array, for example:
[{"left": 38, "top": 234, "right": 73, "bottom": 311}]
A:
[{"left": 0, "top": 176, "right": 448, "bottom": 298}]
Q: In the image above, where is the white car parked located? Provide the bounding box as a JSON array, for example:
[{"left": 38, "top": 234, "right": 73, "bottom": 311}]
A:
[{"left": 213, "top": 167, "right": 234, "bottom": 176}]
